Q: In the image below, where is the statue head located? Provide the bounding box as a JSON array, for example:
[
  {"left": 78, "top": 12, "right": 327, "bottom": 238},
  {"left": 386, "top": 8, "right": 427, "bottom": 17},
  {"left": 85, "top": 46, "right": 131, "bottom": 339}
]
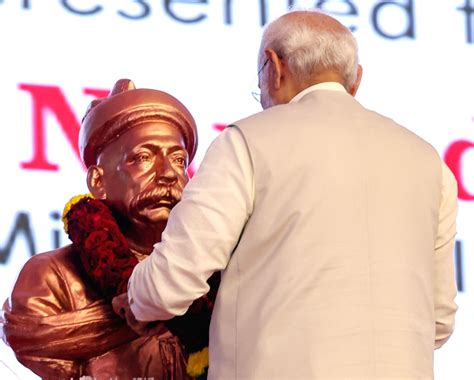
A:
[{"left": 79, "top": 79, "right": 197, "bottom": 248}]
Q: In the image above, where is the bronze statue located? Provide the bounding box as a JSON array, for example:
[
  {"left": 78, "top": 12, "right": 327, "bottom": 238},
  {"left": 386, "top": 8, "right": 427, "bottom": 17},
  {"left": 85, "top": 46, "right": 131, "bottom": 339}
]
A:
[{"left": 1, "top": 79, "right": 217, "bottom": 380}]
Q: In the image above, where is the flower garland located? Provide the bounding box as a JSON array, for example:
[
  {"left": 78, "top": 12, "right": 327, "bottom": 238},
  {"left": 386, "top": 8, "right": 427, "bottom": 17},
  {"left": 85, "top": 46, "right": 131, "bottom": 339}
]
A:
[
  {"left": 62, "top": 194, "right": 216, "bottom": 378},
  {"left": 62, "top": 194, "right": 137, "bottom": 298}
]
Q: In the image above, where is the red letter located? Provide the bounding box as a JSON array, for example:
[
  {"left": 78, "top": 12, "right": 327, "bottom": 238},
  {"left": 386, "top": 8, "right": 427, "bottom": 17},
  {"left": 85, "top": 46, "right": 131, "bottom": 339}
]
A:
[
  {"left": 213, "top": 123, "right": 227, "bottom": 132},
  {"left": 186, "top": 123, "right": 228, "bottom": 178},
  {"left": 187, "top": 163, "right": 196, "bottom": 178},
  {"left": 444, "top": 139, "right": 474, "bottom": 200},
  {"left": 83, "top": 87, "right": 110, "bottom": 99},
  {"left": 20, "top": 84, "right": 109, "bottom": 171}
]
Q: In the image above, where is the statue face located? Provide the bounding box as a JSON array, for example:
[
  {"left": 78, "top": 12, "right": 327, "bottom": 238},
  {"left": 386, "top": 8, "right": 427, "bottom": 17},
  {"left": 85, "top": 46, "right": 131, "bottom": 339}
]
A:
[{"left": 96, "top": 121, "right": 189, "bottom": 227}]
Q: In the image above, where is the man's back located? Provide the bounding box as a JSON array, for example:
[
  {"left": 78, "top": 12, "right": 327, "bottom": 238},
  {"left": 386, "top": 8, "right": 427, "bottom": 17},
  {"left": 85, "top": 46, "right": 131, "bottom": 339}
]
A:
[
  {"left": 126, "top": 10, "right": 458, "bottom": 380},
  {"left": 209, "top": 87, "right": 457, "bottom": 379}
]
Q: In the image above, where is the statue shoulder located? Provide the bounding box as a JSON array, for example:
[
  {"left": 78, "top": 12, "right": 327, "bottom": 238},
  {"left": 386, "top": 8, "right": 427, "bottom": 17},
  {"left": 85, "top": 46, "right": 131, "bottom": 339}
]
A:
[
  {"left": 9, "top": 245, "right": 83, "bottom": 315},
  {"left": 19, "top": 245, "right": 75, "bottom": 276}
]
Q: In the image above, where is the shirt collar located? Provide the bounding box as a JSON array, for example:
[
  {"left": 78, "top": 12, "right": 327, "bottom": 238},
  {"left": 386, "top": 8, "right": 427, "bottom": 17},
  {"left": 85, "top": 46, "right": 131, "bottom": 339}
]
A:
[{"left": 290, "top": 82, "right": 347, "bottom": 103}]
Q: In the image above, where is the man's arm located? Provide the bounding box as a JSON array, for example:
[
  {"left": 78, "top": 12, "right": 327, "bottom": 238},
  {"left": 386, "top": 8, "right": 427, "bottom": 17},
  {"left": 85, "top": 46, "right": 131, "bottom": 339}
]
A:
[
  {"left": 434, "top": 161, "right": 458, "bottom": 349},
  {"left": 128, "top": 127, "right": 254, "bottom": 321}
]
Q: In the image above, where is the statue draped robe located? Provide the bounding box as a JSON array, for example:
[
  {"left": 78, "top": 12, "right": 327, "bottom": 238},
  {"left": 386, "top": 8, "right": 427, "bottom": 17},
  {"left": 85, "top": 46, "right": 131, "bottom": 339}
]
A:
[{"left": 1, "top": 245, "right": 192, "bottom": 380}]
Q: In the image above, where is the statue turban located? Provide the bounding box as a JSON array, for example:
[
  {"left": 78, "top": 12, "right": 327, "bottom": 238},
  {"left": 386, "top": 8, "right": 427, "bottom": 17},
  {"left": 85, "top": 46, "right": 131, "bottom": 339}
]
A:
[{"left": 79, "top": 79, "right": 198, "bottom": 168}]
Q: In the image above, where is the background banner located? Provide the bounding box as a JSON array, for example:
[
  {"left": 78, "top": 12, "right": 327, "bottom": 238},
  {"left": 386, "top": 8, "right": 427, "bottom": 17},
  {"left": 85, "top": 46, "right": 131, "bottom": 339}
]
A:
[{"left": 0, "top": 1, "right": 473, "bottom": 378}]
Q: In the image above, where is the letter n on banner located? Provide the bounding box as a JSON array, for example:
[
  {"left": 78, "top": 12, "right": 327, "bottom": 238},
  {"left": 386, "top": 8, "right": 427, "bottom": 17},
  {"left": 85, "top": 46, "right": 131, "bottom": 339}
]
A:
[{"left": 19, "top": 84, "right": 109, "bottom": 171}]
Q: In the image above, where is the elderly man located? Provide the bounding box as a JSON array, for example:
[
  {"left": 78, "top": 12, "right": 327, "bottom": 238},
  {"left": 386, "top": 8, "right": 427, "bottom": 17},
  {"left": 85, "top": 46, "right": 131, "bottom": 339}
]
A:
[
  {"left": 2, "top": 79, "right": 215, "bottom": 379},
  {"left": 123, "top": 10, "right": 458, "bottom": 380}
]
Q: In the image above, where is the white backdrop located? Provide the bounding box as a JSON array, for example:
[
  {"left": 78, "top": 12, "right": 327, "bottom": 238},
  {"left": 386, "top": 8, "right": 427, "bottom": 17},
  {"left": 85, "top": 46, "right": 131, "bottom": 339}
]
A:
[{"left": 0, "top": 1, "right": 473, "bottom": 378}]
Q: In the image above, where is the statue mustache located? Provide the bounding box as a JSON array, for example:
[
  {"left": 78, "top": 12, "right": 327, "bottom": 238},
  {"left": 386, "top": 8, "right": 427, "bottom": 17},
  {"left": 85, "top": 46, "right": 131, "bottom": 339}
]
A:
[{"left": 131, "top": 184, "right": 183, "bottom": 212}]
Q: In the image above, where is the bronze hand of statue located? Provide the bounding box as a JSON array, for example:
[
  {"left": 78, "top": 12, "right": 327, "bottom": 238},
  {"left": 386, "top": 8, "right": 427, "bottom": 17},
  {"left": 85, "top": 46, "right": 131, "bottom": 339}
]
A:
[{"left": 112, "top": 293, "right": 167, "bottom": 337}]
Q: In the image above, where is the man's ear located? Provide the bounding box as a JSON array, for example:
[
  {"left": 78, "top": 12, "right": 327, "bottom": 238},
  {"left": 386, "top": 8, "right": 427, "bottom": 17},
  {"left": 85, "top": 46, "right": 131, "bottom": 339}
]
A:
[
  {"left": 348, "top": 64, "right": 363, "bottom": 96},
  {"left": 264, "top": 48, "right": 284, "bottom": 90},
  {"left": 87, "top": 165, "right": 106, "bottom": 199}
]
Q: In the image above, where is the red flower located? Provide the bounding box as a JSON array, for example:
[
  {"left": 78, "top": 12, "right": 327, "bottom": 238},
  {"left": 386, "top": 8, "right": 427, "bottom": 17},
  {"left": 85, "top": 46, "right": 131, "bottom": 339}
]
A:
[
  {"left": 84, "top": 230, "right": 109, "bottom": 250},
  {"left": 64, "top": 197, "right": 138, "bottom": 299}
]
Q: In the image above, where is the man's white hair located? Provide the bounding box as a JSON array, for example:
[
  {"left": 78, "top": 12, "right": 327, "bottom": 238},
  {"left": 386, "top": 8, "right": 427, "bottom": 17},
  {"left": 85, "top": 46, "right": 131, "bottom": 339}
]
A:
[{"left": 259, "top": 9, "right": 359, "bottom": 88}]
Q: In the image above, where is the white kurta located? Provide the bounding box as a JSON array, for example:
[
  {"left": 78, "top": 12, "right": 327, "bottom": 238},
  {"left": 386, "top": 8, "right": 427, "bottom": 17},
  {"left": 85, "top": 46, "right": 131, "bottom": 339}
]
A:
[{"left": 129, "top": 83, "right": 458, "bottom": 380}]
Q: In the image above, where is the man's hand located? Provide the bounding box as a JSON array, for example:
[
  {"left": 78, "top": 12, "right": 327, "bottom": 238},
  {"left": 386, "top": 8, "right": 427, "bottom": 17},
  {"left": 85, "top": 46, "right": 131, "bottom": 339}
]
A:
[
  {"left": 111, "top": 293, "right": 129, "bottom": 319},
  {"left": 112, "top": 293, "right": 166, "bottom": 337}
]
